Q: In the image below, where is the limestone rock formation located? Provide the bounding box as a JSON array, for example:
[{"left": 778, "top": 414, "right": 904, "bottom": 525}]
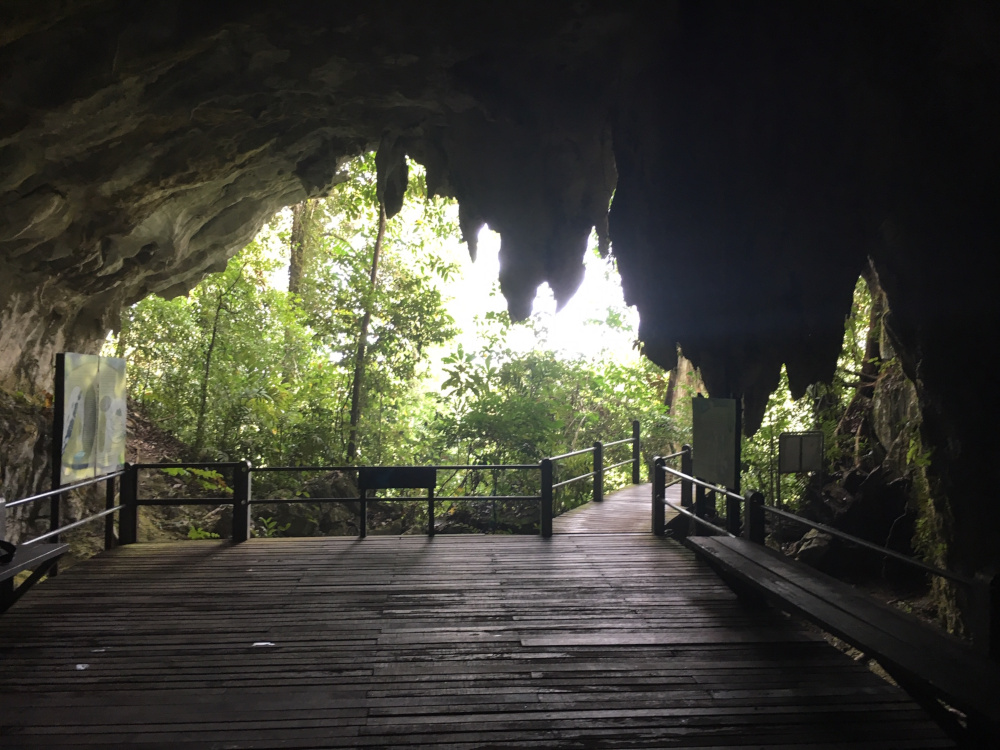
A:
[{"left": 1, "top": 2, "right": 999, "bottom": 581}]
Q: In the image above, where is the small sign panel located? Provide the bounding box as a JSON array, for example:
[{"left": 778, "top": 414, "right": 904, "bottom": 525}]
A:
[
  {"left": 692, "top": 397, "right": 738, "bottom": 489},
  {"left": 778, "top": 431, "right": 824, "bottom": 474},
  {"left": 56, "top": 353, "right": 127, "bottom": 483}
]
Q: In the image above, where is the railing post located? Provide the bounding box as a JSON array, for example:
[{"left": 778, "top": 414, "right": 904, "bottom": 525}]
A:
[
  {"left": 593, "top": 441, "right": 603, "bottom": 503},
  {"left": 359, "top": 490, "right": 367, "bottom": 540},
  {"left": 119, "top": 463, "right": 139, "bottom": 545},
  {"left": 104, "top": 475, "right": 117, "bottom": 550},
  {"left": 540, "top": 459, "right": 553, "bottom": 538},
  {"left": 693, "top": 483, "right": 706, "bottom": 536},
  {"left": 746, "top": 491, "right": 765, "bottom": 544},
  {"left": 681, "top": 445, "right": 693, "bottom": 509},
  {"left": 631, "top": 420, "right": 641, "bottom": 484},
  {"left": 652, "top": 456, "right": 665, "bottom": 536},
  {"left": 726, "top": 493, "right": 742, "bottom": 536},
  {"left": 48, "top": 487, "right": 62, "bottom": 578},
  {"left": 970, "top": 570, "right": 1000, "bottom": 660},
  {"left": 232, "top": 461, "right": 251, "bottom": 543},
  {"left": 428, "top": 487, "right": 435, "bottom": 537}
]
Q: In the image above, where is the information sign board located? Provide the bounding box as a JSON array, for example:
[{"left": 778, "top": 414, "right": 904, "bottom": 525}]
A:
[
  {"left": 692, "top": 397, "right": 739, "bottom": 489},
  {"left": 778, "top": 431, "right": 824, "bottom": 474},
  {"left": 54, "top": 353, "right": 127, "bottom": 484}
]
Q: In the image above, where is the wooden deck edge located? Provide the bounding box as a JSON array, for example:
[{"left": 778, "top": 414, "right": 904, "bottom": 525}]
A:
[{"left": 683, "top": 535, "right": 1000, "bottom": 738}]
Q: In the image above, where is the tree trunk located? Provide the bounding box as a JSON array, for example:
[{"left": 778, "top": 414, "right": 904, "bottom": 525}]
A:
[
  {"left": 194, "top": 291, "right": 226, "bottom": 456},
  {"left": 283, "top": 201, "right": 312, "bottom": 382},
  {"left": 193, "top": 270, "right": 242, "bottom": 456},
  {"left": 287, "top": 201, "right": 311, "bottom": 298},
  {"left": 346, "top": 203, "right": 387, "bottom": 464}
]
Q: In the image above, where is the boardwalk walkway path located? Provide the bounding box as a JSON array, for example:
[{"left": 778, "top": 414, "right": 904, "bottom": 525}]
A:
[
  {"left": 0, "top": 514, "right": 951, "bottom": 747},
  {"left": 552, "top": 482, "right": 678, "bottom": 534}
]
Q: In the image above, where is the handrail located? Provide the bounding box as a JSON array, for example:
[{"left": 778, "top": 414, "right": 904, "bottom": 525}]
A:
[
  {"left": 133, "top": 462, "right": 242, "bottom": 470},
  {"left": 602, "top": 437, "right": 633, "bottom": 449},
  {"left": 665, "top": 500, "right": 732, "bottom": 537},
  {"left": 5, "top": 470, "right": 125, "bottom": 509},
  {"left": 249, "top": 463, "right": 539, "bottom": 472},
  {"left": 131, "top": 461, "right": 545, "bottom": 501},
  {"left": 656, "top": 459, "right": 974, "bottom": 588},
  {"left": 549, "top": 446, "right": 595, "bottom": 461},
  {"left": 21, "top": 505, "right": 122, "bottom": 547},
  {"left": 660, "top": 450, "right": 687, "bottom": 461},
  {"left": 545, "top": 425, "right": 642, "bottom": 525},
  {"left": 549, "top": 432, "right": 635, "bottom": 462},
  {"left": 763, "top": 504, "right": 973, "bottom": 587},
  {"left": 250, "top": 494, "right": 540, "bottom": 504},
  {"left": 552, "top": 471, "right": 595, "bottom": 490},
  {"left": 428, "top": 464, "right": 538, "bottom": 471},
  {"left": 4, "top": 423, "right": 640, "bottom": 551},
  {"left": 137, "top": 498, "right": 233, "bottom": 506},
  {"left": 661, "top": 464, "right": 744, "bottom": 502},
  {"left": 604, "top": 458, "right": 634, "bottom": 472}
]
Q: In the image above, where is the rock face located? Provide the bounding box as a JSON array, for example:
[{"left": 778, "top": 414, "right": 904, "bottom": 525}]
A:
[
  {"left": 0, "top": 1, "right": 624, "bottom": 391},
  {"left": 2, "top": 2, "right": 1000, "bottom": 578}
]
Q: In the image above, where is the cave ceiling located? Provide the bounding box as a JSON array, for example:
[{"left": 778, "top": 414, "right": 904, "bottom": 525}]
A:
[{"left": 2, "top": 1, "right": 1000, "bottom": 563}]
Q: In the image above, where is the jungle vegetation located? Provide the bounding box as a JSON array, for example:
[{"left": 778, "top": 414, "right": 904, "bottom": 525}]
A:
[{"left": 110, "top": 156, "right": 686, "bottom": 536}]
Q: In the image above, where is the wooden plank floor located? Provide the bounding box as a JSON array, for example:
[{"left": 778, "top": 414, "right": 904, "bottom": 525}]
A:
[
  {"left": 0, "top": 534, "right": 952, "bottom": 748},
  {"left": 552, "top": 482, "right": 679, "bottom": 534}
]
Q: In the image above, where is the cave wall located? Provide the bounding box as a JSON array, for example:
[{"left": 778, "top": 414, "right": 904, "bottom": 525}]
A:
[
  {"left": 608, "top": 1, "right": 1000, "bottom": 578},
  {"left": 2, "top": 1, "right": 1000, "bottom": 577},
  {"left": 0, "top": 0, "right": 626, "bottom": 393}
]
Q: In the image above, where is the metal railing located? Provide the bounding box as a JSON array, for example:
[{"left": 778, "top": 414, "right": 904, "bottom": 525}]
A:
[
  {"left": 2, "top": 421, "right": 645, "bottom": 582},
  {"left": 2, "top": 471, "right": 124, "bottom": 565},
  {"left": 650, "top": 449, "right": 997, "bottom": 653},
  {"left": 542, "top": 420, "right": 642, "bottom": 535},
  {"left": 109, "top": 460, "right": 538, "bottom": 543},
  {"left": 250, "top": 462, "right": 541, "bottom": 538}
]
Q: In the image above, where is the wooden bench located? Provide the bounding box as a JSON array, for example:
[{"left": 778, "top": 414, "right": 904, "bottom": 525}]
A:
[
  {"left": 1, "top": 542, "right": 68, "bottom": 613},
  {"left": 685, "top": 535, "right": 1000, "bottom": 742}
]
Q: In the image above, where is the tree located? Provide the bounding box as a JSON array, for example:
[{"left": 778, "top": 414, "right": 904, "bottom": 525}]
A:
[
  {"left": 346, "top": 203, "right": 386, "bottom": 463},
  {"left": 115, "top": 154, "right": 458, "bottom": 470}
]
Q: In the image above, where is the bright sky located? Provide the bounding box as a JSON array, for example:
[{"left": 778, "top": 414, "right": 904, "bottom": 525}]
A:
[
  {"left": 264, "top": 201, "right": 642, "bottom": 364},
  {"left": 441, "top": 226, "right": 641, "bottom": 363}
]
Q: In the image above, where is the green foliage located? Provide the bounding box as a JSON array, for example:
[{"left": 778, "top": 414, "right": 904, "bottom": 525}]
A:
[
  {"left": 906, "top": 435, "right": 933, "bottom": 469},
  {"left": 428, "top": 309, "right": 678, "bottom": 524},
  {"left": 741, "top": 366, "right": 813, "bottom": 509},
  {"left": 187, "top": 525, "right": 220, "bottom": 540},
  {"left": 253, "top": 516, "right": 291, "bottom": 538},
  {"left": 111, "top": 153, "right": 675, "bottom": 536},
  {"left": 160, "top": 468, "right": 232, "bottom": 495},
  {"left": 741, "top": 275, "right": 877, "bottom": 509},
  {"left": 113, "top": 154, "right": 457, "bottom": 473}
]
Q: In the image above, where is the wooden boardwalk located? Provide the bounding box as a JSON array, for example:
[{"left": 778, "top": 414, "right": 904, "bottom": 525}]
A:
[
  {"left": 0, "top": 534, "right": 951, "bottom": 747},
  {"left": 553, "top": 482, "right": 679, "bottom": 534}
]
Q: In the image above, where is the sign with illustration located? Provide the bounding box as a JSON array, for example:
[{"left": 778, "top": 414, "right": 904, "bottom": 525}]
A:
[
  {"left": 54, "top": 353, "right": 127, "bottom": 484},
  {"left": 692, "top": 397, "right": 739, "bottom": 489}
]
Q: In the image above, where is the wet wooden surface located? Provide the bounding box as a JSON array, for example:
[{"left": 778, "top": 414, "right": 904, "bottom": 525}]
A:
[
  {"left": 552, "top": 482, "right": 679, "bottom": 534},
  {"left": 688, "top": 535, "right": 1000, "bottom": 726},
  {"left": 0, "top": 532, "right": 951, "bottom": 748}
]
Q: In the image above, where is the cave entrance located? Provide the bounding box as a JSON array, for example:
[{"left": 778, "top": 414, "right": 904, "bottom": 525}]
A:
[{"left": 92, "top": 153, "right": 664, "bottom": 543}]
